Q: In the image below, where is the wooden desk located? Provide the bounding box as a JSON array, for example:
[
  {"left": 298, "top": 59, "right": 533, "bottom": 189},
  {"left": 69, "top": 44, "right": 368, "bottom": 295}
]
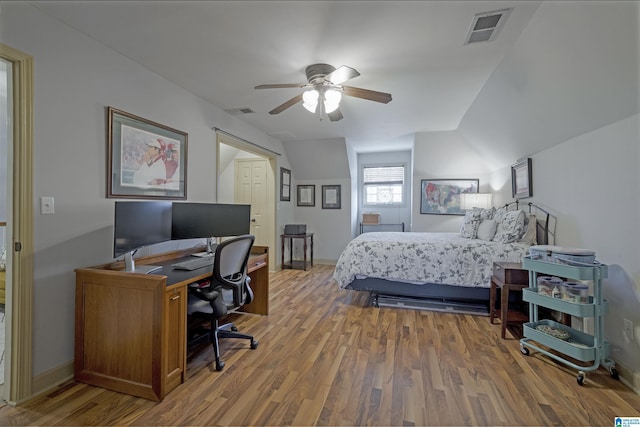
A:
[{"left": 74, "top": 245, "right": 269, "bottom": 401}]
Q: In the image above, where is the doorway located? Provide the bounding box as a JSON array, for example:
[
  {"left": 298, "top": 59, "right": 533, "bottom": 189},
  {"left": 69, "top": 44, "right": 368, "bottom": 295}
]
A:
[
  {"left": 0, "top": 42, "right": 35, "bottom": 404},
  {"left": 216, "top": 133, "right": 276, "bottom": 266},
  {"left": 0, "top": 57, "right": 8, "bottom": 394}
]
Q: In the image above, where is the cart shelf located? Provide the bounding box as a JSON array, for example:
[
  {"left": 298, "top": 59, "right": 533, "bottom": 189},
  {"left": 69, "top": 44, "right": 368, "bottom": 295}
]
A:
[{"left": 522, "top": 288, "right": 608, "bottom": 317}]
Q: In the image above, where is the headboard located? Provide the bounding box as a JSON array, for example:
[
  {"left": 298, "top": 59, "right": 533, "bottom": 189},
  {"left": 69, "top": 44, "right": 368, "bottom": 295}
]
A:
[{"left": 504, "top": 201, "right": 556, "bottom": 245}]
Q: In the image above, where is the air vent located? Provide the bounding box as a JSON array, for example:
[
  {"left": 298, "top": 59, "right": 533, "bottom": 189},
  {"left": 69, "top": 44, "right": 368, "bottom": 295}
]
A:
[
  {"left": 224, "top": 107, "right": 255, "bottom": 116},
  {"left": 465, "top": 8, "right": 511, "bottom": 44}
]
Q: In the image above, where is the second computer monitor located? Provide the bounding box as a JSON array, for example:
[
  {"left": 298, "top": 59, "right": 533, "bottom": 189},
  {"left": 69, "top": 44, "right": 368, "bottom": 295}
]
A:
[{"left": 171, "top": 202, "right": 251, "bottom": 241}]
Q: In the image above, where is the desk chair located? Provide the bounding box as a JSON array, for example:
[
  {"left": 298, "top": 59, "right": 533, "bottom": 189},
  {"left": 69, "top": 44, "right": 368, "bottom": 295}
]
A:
[{"left": 187, "top": 234, "right": 258, "bottom": 371}]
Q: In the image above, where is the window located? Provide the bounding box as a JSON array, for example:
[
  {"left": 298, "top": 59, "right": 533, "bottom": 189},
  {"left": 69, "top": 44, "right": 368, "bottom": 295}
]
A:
[{"left": 363, "top": 165, "right": 404, "bottom": 206}]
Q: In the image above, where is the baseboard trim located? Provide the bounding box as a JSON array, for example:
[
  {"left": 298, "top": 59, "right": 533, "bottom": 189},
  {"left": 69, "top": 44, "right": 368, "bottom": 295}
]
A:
[
  {"left": 612, "top": 359, "right": 640, "bottom": 395},
  {"left": 311, "top": 259, "right": 336, "bottom": 266},
  {"left": 27, "top": 361, "right": 74, "bottom": 403}
]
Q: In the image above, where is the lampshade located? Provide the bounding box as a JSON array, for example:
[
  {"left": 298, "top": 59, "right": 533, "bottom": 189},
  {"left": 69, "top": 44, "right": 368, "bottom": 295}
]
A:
[
  {"left": 302, "top": 88, "right": 342, "bottom": 115},
  {"left": 460, "top": 193, "right": 493, "bottom": 210},
  {"left": 302, "top": 90, "right": 319, "bottom": 113},
  {"left": 324, "top": 89, "right": 342, "bottom": 113}
]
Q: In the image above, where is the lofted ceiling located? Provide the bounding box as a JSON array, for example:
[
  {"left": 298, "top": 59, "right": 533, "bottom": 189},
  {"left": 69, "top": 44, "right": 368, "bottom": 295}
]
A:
[{"left": 31, "top": 1, "right": 543, "bottom": 152}]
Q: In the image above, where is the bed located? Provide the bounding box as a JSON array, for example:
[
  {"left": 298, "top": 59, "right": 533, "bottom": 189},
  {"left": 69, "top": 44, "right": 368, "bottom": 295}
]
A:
[{"left": 333, "top": 202, "right": 555, "bottom": 312}]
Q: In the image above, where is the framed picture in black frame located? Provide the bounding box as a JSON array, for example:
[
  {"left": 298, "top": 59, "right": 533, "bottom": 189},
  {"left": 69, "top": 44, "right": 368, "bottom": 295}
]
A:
[
  {"left": 297, "top": 185, "right": 315, "bottom": 207},
  {"left": 280, "top": 167, "right": 291, "bottom": 202},
  {"left": 511, "top": 158, "right": 533, "bottom": 199},
  {"left": 322, "top": 185, "right": 341, "bottom": 209}
]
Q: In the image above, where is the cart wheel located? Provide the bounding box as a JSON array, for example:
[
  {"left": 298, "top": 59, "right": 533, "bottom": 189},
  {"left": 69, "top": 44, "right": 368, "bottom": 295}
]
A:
[
  {"left": 520, "top": 344, "right": 530, "bottom": 356},
  {"left": 610, "top": 367, "right": 619, "bottom": 380},
  {"left": 577, "top": 372, "right": 585, "bottom": 386}
]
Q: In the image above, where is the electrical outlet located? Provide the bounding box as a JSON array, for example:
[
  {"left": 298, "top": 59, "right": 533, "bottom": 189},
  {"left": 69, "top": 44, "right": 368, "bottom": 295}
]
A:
[{"left": 624, "top": 318, "right": 634, "bottom": 341}]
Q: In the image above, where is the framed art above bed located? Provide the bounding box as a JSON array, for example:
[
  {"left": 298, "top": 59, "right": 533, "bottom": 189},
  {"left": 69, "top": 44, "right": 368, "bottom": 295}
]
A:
[
  {"left": 420, "top": 179, "right": 478, "bottom": 215},
  {"left": 512, "top": 158, "right": 533, "bottom": 199}
]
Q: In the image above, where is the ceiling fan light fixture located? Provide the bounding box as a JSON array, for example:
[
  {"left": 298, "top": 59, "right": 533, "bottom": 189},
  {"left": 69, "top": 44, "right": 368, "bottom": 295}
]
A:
[
  {"left": 302, "top": 89, "right": 319, "bottom": 113},
  {"left": 324, "top": 89, "right": 342, "bottom": 113}
]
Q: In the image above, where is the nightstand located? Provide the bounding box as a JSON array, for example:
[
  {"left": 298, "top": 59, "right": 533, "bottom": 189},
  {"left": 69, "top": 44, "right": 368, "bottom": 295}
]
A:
[{"left": 490, "top": 261, "right": 529, "bottom": 339}]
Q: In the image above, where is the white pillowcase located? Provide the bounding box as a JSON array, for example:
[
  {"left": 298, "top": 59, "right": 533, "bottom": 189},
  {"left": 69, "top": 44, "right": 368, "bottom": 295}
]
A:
[{"left": 477, "top": 219, "right": 498, "bottom": 241}]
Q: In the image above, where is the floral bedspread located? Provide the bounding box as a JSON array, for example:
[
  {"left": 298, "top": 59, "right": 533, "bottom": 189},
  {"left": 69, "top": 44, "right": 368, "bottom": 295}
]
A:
[{"left": 333, "top": 232, "right": 530, "bottom": 289}]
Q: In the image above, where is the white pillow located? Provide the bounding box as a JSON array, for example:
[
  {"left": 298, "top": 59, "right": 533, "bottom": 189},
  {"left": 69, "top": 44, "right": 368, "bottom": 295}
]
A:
[
  {"left": 477, "top": 219, "right": 498, "bottom": 241},
  {"left": 494, "top": 210, "right": 526, "bottom": 243},
  {"left": 519, "top": 213, "right": 537, "bottom": 245},
  {"left": 460, "top": 209, "right": 482, "bottom": 239}
]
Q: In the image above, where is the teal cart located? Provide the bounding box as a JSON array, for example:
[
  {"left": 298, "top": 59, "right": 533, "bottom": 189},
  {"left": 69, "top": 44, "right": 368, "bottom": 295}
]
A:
[{"left": 520, "top": 256, "right": 618, "bottom": 385}]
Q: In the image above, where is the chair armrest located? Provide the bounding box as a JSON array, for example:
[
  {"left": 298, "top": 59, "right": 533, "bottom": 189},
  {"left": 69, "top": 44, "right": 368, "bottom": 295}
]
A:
[{"left": 188, "top": 284, "right": 221, "bottom": 302}]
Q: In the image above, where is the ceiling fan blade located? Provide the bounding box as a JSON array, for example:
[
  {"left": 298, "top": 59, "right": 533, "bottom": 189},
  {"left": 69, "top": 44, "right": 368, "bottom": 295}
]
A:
[
  {"left": 268, "top": 94, "right": 303, "bottom": 115},
  {"left": 255, "top": 83, "right": 305, "bottom": 89},
  {"left": 342, "top": 86, "right": 392, "bottom": 104},
  {"left": 327, "top": 109, "right": 343, "bottom": 122},
  {"left": 325, "top": 65, "right": 360, "bottom": 85}
]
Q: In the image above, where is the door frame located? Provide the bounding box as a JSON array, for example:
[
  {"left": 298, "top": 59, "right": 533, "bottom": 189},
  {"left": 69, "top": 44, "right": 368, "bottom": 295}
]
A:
[
  {"left": 216, "top": 132, "right": 276, "bottom": 267},
  {"left": 0, "top": 43, "right": 34, "bottom": 404}
]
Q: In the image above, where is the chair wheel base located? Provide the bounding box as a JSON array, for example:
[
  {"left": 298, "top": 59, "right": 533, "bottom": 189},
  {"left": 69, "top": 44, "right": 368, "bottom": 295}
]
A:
[
  {"left": 215, "top": 360, "right": 225, "bottom": 371},
  {"left": 251, "top": 340, "right": 258, "bottom": 349}
]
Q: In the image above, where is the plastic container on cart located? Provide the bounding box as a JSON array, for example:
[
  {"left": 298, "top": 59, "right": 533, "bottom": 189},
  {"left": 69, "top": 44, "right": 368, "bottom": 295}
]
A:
[
  {"left": 561, "top": 282, "right": 589, "bottom": 303},
  {"left": 537, "top": 276, "right": 563, "bottom": 297},
  {"left": 529, "top": 245, "right": 596, "bottom": 265}
]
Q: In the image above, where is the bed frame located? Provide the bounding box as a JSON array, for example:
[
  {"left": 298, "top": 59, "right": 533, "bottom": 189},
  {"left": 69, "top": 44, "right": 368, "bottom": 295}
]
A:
[{"left": 345, "top": 201, "right": 556, "bottom": 312}]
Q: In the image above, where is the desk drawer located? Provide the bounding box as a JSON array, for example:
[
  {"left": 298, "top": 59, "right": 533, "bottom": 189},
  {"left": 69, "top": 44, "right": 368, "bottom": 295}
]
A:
[{"left": 493, "top": 262, "right": 528, "bottom": 285}]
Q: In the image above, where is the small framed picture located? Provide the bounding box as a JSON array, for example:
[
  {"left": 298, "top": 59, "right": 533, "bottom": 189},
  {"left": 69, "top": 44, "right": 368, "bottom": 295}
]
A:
[
  {"left": 322, "top": 185, "right": 341, "bottom": 209},
  {"left": 107, "top": 107, "right": 187, "bottom": 199},
  {"left": 297, "top": 185, "right": 315, "bottom": 207},
  {"left": 512, "top": 158, "right": 533, "bottom": 199},
  {"left": 280, "top": 167, "right": 291, "bottom": 202}
]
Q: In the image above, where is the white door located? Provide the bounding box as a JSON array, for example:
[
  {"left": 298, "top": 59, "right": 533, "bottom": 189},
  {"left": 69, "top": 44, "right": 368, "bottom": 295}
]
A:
[{"left": 235, "top": 158, "right": 269, "bottom": 246}]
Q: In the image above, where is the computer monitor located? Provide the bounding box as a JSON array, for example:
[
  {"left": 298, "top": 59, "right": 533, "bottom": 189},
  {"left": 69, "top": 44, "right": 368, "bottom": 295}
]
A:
[
  {"left": 171, "top": 202, "right": 251, "bottom": 255},
  {"left": 113, "top": 201, "right": 172, "bottom": 273}
]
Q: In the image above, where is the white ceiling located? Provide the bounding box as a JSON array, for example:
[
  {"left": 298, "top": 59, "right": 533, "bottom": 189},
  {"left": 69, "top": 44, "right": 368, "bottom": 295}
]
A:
[{"left": 31, "top": 1, "right": 542, "bottom": 152}]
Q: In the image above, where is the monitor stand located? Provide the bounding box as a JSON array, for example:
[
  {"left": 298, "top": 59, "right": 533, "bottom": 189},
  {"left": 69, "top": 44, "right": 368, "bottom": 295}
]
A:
[
  {"left": 124, "top": 252, "right": 162, "bottom": 274},
  {"left": 191, "top": 237, "right": 218, "bottom": 257}
]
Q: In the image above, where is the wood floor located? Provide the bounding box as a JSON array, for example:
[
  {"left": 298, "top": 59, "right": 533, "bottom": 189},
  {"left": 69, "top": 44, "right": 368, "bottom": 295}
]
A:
[{"left": 1, "top": 264, "right": 638, "bottom": 426}]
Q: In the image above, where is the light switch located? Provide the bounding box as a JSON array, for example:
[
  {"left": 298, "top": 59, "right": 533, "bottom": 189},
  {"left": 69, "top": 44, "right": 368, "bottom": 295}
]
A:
[{"left": 41, "top": 196, "right": 55, "bottom": 215}]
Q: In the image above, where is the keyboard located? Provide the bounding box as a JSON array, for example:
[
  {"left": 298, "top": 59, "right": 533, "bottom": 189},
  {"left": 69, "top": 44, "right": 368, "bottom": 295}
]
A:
[{"left": 172, "top": 256, "right": 215, "bottom": 271}]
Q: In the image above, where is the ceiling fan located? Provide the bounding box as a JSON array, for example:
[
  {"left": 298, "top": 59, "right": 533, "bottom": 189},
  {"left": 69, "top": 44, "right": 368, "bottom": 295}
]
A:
[{"left": 255, "top": 63, "right": 392, "bottom": 121}]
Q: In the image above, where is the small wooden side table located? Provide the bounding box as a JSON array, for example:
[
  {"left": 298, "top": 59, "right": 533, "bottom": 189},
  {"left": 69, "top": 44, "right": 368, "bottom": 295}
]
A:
[
  {"left": 281, "top": 233, "right": 314, "bottom": 271},
  {"left": 490, "top": 261, "right": 529, "bottom": 339}
]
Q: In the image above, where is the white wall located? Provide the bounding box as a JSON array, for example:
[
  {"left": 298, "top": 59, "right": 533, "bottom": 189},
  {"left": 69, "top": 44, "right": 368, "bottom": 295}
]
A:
[
  {"left": 412, "top": 130, "right": 492, "bottom": 232},
  {"left": 281, "top": 138, "right": 352, "bottom": 261},
  {"left": 0, "top": 3, "right": 288, "bottom": 382}
]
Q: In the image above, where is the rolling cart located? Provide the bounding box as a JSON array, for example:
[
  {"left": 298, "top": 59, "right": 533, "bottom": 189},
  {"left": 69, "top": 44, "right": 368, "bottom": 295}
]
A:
[{"left": 520, "top": 256, "right": 618, "bottom": 385}]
